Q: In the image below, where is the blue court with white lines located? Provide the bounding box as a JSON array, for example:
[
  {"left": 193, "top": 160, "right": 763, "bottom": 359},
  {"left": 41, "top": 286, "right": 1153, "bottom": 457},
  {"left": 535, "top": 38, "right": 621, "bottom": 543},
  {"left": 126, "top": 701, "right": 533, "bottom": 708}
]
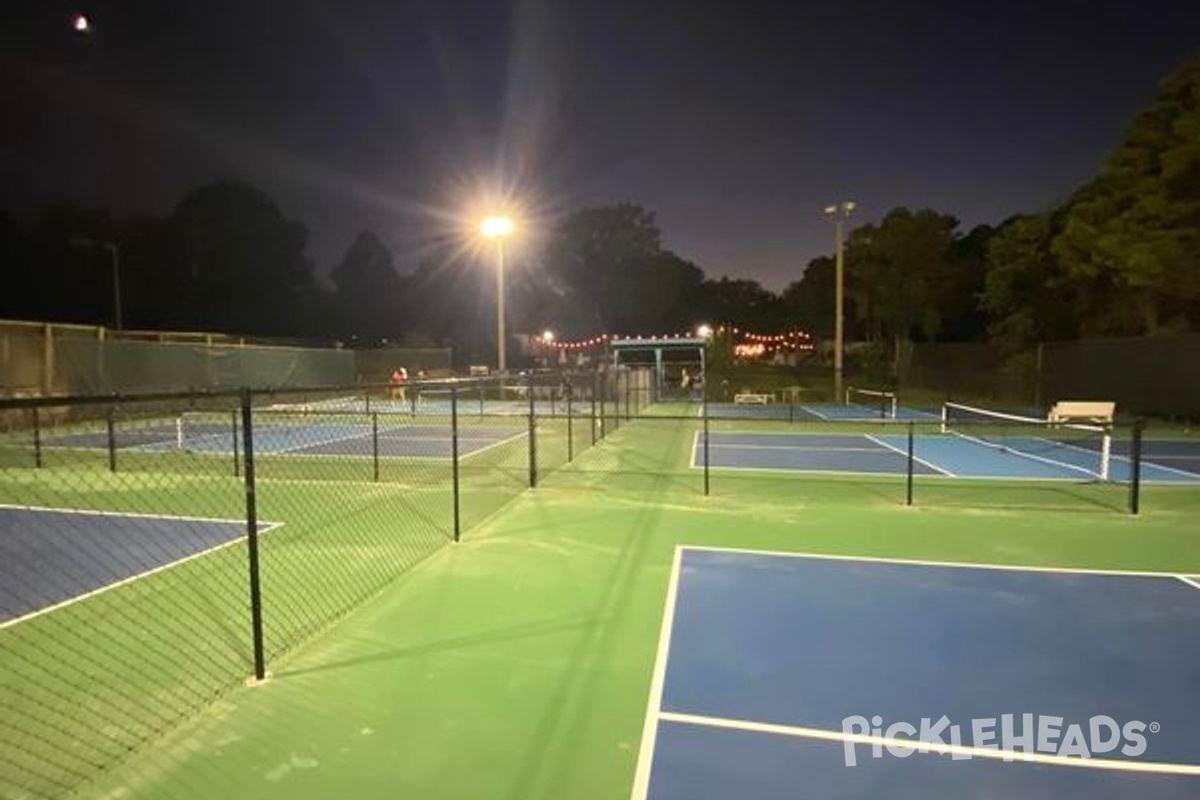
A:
[
  {"left": 0, "top": 506, "right": 267, "bottom": 625},
  {"left": 693, "top": 430, "right": 1200, "bottom": 482},
  {"left": 633, "top": 548, "right": 1200, "bottom": 799}
]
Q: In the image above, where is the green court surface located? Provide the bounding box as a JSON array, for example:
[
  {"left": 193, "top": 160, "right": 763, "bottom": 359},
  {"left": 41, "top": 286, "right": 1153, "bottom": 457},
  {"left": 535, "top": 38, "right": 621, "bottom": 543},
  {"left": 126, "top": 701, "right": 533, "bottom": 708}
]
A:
[{"left": 6, "top": 411, "right": 1200, "bottom": 799}]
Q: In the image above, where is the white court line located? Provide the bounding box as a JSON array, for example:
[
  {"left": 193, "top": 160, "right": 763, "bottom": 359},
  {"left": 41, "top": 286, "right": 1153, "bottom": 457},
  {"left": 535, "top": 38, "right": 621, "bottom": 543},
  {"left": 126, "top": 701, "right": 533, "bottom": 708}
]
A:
[
  {"left": 1177, "top": 576, "right": 1200, "bottom": 592},
  {"left": 713, "top": 443, "right": 900, "bottom": 453},
  {"left": 797, "top": 405, "right": 830, "bottom": 419},
  {"left": 0, "top": 503, "right": 250, "bottom": 525},
  {"left": 686, "top": 433, "right": 1194, "bottom": 483},
  {"left": 0, "top": 512, "right": 282, "bottom": 630},
  {"left": 680, "top": 544, "right": 1200, "bottom": 579},
  {"left": 629, "top": 547, "right": 684, "bottom": 800},
  {"left": 629, "top": 546, "right": 1200, "bottom": 797},
  {"left": 864, "top": 433, "right": 955, "bottom": 477},
  {"left": 658, "top": 711, "right": 1200, "bottom": 776},
  {"left": 949, "top": 431, "right": 1099, "bottom": 479},
  {"left": 458, "top": 429, "right": 529, "bottom": 460}
]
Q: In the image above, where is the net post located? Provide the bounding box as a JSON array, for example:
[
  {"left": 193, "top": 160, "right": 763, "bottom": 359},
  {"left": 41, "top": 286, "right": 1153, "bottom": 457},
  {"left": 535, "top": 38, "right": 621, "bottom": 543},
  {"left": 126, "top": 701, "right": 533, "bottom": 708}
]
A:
[
  {"left": 940, "top": 403, "right": 949, "bottom": 434},
  {"left": 32, "top": 407, "right": 42, "bottom": 468},
  {"left": 372, "top": 411, "right": 380, "bottom": 482},
  {"left": 451, "top": 386, "right": 461, "bottom": 541},
  {"left": 1128, "top": 418, "right": 1143, "bottom": 515},
  {"left": 478, "top": 382, "right": 484, "bottom": 418},
  {"left": 879, "top": 393, "right": 887, "bottom": 420},
  {"left": 528, "top": 377, "right": 537, "bottom": 488},
  {"left": 1099, "top": 425, "right": 1112, "bottom": 482},
  {"left": 240, "top": 388, "right": 266, "bottom": 682},
  {"left": 231, "top": 408, "right": 240, "bottom": 478},
  {"left": 106, "top": 408, "right": 117, "bottom": 473},
  {"left": 906, "top": 421, "right": 915, "bottom": 506}
]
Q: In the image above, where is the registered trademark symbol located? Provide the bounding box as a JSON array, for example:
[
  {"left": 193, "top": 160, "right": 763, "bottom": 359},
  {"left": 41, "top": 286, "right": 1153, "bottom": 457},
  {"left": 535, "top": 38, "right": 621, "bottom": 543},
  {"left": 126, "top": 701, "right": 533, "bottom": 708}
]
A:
[{"left": 1149, "top": 722, "right": 1161, "bottom": 734}]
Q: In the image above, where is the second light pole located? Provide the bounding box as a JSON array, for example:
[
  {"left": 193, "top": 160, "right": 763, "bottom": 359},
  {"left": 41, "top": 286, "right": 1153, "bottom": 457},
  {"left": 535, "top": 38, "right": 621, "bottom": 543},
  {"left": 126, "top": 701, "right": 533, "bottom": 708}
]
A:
[
  {"left": 823, "top": 200, "right": 855, "bottom": 402},
  {"left": 481, "top": 215, "right": 514, "bottom": 373}
]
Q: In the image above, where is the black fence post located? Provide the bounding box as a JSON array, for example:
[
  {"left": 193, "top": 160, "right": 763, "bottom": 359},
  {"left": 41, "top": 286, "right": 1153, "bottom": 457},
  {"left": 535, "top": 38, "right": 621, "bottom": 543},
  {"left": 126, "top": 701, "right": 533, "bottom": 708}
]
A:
[
  {"left": 32, "top": 407, "right": 42, "bottom": 468},
  {"left": 1129, "top": 419, "right": 1144, "bottom": 515},
  {"left": 372, "top": 411, "right": 380, "bottom": 482},
  {"left": 478, "top": 383, "right": 485, "bottom": 418},
  {"left": 591, "top": 372, "right": 598, "bottom": 445},
  {"left": 906, "top": 421, "right": 915, "bottom": 506},
  {"left": 240, "top": 389, "right": 266, "bottom": 682},
  {"left": 625, "top": 371, "right": 631, "bottom": 421},
  {"left": 231, "top": 409, "right": 240, "bottom": 478},
  {"left": 528, "top": 379, "right": 538, "bottom": 488},
  {"left": 451, "top": 386, "right": 461, "bottom": 542},
  {"left": 106, "top": 409, "right": 117, "bottom": 473},
  {"left": 567, "top": 390, "right": 574, "bottom": 462}
]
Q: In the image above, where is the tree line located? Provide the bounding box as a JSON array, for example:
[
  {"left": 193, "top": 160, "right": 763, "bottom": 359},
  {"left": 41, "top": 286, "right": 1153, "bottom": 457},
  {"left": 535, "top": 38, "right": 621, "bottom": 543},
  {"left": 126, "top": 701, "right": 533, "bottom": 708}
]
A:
[{"left": 2, "top": 56, "right": 1196, "bottom": 361}]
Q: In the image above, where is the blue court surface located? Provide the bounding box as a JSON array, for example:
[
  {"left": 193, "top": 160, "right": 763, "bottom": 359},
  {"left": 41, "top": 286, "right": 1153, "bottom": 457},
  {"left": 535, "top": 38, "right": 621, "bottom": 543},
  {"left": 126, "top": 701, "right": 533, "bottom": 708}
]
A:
[
  {"left": 632, "top": 548, "right": 1200, "bottom": 799},
  {"left": 694, "top": 431, "right": 1200, "bottom": 482},
  {"left": 40, "top": 421, "right": 526, "bottom": 459},
  {"left": 0, "top": 505, "right": 268, "bottom": 625}
]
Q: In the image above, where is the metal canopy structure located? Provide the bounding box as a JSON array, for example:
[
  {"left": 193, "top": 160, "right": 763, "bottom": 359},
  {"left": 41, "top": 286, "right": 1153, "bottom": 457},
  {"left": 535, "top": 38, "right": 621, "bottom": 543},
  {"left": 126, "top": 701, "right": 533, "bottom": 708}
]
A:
[{"left": 610, "top": 336, "right": 706, "bottom": 396}]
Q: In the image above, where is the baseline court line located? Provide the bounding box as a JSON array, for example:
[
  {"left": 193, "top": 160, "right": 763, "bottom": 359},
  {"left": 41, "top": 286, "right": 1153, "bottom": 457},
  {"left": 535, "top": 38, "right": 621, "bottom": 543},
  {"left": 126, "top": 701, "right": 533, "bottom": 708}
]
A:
[
  {"left": 658, "top": 711, "right": 1200, "bottom": 776},
  {"left": 679, "top": 545, "right": 1200, "bottom": 580},
  {"left": 864, "top": 433, "right": 955, "bottom": 476}
]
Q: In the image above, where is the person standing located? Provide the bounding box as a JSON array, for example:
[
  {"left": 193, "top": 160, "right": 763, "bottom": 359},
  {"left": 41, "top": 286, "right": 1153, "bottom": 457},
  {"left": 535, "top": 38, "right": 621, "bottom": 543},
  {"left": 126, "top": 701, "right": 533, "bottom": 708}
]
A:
[{"left": 390, "top": 367, "right": 408, "bottom": 403}]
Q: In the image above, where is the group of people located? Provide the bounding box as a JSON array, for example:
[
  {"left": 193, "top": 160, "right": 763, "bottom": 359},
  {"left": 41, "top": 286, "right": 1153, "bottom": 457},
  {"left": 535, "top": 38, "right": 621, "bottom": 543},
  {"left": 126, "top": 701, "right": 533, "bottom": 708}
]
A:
[{"left": 390, "top": 366, "right": 427, "bottom": 402}]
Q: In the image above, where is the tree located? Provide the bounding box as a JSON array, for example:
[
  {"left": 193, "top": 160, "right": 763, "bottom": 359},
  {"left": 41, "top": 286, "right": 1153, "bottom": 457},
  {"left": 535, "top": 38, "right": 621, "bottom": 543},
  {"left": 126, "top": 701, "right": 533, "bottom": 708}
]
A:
[
  {"left": 699, "top": 276, "right": 786, "bottom": 332},
  {"left": 541, "top": 204, "right": 705, "bottom": 336},
  {"left": 940, "top": 224, "right": 994, "bottom": 341},
  {"left": 329, "top": 230, "right": 404, "bottom": 341},
  {"left": 981, "top": 212, "right": 1078, "bottom": 347},
  {"left": 782, "top": 256, "right": 836, "bottom": 339},
  {"left": 1053, "top": 56, "right": 1200, "bottom": 334},
  {"left": 169, "top": 181, "right": 313, "bottom": 335},
  {"left": 845, "top": 208, "right": 961, "bottom": 345}
]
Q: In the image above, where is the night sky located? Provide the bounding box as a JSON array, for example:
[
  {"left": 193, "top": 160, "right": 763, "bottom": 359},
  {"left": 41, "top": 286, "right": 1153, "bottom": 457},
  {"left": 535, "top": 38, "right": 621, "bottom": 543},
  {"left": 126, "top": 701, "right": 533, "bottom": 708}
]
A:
[{"left": 3, "top": 1, "right": 1198, "bottom": 290}]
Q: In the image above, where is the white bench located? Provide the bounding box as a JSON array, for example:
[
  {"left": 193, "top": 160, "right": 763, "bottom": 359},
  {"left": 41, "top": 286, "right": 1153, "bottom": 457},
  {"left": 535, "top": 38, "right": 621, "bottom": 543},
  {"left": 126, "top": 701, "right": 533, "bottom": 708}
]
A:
[
  {"left": 734, "top": 392, "right": 772, "bottom": 405},
  {"left": 1048, "top": 401, "right": 1115, "bottom": 424}
]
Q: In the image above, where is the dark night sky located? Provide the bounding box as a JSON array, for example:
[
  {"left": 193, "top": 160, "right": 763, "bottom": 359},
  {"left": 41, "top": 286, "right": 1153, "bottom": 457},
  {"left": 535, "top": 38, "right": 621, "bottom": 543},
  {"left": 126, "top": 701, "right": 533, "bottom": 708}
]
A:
[{"left": 3, "top": 1, "right": 1199, "bottom": 291}]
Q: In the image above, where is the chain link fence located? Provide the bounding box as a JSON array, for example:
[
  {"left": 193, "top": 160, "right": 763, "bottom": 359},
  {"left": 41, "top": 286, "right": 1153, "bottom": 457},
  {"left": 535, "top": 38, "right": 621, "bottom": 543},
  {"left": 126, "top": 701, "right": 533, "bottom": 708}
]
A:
[
  {"left": 0, "top": 368, "right": 653, "bottom": 799},
  {"left": 1, "top": 364, "right": 1194, "bottom": 798}
]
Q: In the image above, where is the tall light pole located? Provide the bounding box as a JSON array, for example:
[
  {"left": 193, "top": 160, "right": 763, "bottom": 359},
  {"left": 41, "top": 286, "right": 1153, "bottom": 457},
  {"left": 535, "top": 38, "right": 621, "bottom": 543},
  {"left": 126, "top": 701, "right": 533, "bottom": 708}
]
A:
[
  {"left": 823, "top": 200, "right": 855, "bottom": 402},
  {"left": 480, "top": 215, "right": 514, "bottom": 373}
]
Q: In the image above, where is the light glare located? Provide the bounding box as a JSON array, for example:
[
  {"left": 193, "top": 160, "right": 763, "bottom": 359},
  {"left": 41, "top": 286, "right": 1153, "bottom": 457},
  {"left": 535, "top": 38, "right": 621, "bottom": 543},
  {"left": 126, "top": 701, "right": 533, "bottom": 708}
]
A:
[{"left": 480, "top": 216, "right": 514, "bottom": 238}]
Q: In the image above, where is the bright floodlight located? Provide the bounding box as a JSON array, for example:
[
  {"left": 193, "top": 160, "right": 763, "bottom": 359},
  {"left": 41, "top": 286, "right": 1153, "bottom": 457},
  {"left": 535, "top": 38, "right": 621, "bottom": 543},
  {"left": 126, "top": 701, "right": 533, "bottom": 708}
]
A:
[
  {"left": 696, "top": 324, "right": 713, "bottom": 338},
  {"left": 480, "top": 215, "right": 514, "bottom": 239},
  {"left": 73, "top": 14, "right": 90, "bottom": 33},
  {"left": 542, "top": 330, "right": 555, "bottom": 343}
]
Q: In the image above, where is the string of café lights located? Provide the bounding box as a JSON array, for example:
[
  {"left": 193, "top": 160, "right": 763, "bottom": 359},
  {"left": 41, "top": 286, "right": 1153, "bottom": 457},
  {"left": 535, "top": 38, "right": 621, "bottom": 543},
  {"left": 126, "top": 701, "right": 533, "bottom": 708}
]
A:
[{"left": 534, "top": 325, "right": 814, "bottom": 353}]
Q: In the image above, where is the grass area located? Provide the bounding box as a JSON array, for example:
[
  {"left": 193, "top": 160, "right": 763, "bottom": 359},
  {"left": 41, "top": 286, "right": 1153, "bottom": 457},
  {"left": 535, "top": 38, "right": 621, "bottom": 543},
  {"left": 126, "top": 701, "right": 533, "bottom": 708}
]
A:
[{"left": 21, "top": 411, "right": 1191, "bottom": 800}]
